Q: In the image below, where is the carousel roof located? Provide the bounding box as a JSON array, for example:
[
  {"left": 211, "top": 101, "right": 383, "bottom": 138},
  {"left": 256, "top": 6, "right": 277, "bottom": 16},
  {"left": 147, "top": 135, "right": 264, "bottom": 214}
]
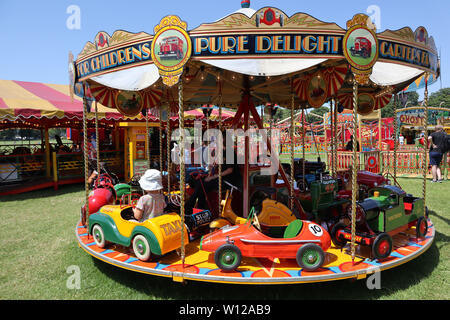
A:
[{"left": 72, "top": 4, "right": 440, "bottom": 115}]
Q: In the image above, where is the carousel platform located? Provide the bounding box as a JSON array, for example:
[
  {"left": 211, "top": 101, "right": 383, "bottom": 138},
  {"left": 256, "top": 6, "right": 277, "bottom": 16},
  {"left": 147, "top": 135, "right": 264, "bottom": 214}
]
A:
[{"left": 76, "top": 219, "right": 435, "bottom": 285}]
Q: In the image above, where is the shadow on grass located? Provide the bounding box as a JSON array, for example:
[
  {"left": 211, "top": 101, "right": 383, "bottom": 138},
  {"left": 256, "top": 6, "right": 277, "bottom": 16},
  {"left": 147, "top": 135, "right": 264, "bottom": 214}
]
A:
[
  {"left": 90, "top": 234, "right": 440, "bottom": 300},
  {"left": 0, "top": 183, "right": 84, "bottom": 202},
  {"left": 429, "top": 209, "right": 450, "bottom": 227}
]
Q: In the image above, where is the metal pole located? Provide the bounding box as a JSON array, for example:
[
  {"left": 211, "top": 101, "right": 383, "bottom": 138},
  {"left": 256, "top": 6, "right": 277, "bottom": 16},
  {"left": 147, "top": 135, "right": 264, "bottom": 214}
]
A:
[
  {"left": 351, "top": 77, "right": 359, "bottom": 264},
  {"left": 302, "top": 107, "right": 306, "bottom": 190},
  {"left": 167, "top": 116, "right": 171, "bottom": 195},
  {"left": 159, "top": 107, "right": 163, "bottom": 172},
  {"left": 94, "top": 101, "right": 100, "bottom": 175},
  {"left": 393, "top": 95, "right": 398, "bottom": 180},
  {"left": 218, "top": 95, "right": 223, "bottom": 215},
  {"left": 290, "top": 93, "right": 295, "bottom": 210},
  {"left": 178, "top": 81, "right": 186, "bottom": 271},
  {"left": 145, "top": 108, "right": 150, "bottom": 169},
  {"left": 333, "top": 99, "right": 338, "bottom": 177},
  {"left": 422, "top": 75, "right": 429, "bottom": 216},
  {"left": 82, "top": 83, "right": 90, "bottom": 227}
]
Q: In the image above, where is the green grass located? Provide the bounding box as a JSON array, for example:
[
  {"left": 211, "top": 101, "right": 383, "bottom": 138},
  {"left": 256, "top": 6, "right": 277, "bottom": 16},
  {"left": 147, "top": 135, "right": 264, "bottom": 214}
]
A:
[{"left": 0, "top": 177, "right": 448, "bottom": 300}]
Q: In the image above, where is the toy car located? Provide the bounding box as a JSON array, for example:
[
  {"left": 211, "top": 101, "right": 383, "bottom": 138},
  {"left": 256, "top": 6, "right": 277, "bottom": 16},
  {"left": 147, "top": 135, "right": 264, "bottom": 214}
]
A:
[
  {"left": 201, "top": 213, "right": 331, "bottom": 272},
  {"left": 88, "top": 205, "right": 188, "bottom": 261},
  {"left": 337, "top": 170, "right": 391, "bottom": 200},
  {"left": 210, "top": 188, "right": 296, "bottom": 238},
  {"left": 331, "top": 185, "right": 428, "bottom": 260},
  {"left": 81, "top": 187, "right": 115, "bottom": 226}
]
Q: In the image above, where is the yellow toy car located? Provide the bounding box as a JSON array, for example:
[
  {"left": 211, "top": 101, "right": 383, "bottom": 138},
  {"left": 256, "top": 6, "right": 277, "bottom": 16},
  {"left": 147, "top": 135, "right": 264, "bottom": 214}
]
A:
[{"left": 88, "top": 205, "right": 188, "bottom": 261}]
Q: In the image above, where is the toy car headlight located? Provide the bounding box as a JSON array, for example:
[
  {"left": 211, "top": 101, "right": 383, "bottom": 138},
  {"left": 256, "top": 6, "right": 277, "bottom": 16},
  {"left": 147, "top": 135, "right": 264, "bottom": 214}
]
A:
[
  {"left": 386, "top": 180, "right": 391, "bottom": 185},
  {"left": 373, "top": 182, "right": 378, "bottom": 187}
]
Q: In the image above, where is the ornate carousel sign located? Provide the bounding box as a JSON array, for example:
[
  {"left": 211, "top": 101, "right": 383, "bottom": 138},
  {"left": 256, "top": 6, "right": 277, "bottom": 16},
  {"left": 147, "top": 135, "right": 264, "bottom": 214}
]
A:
[
  {"left": 151, "top": 15, "right": 192, "bottom": 87},
  {"left": 73, "top": 5, "right": 440, "bottom": 107},
  {"left": 115, "top": 90, "right": 143, "bottom": 117},
  {"left": 343, "top": 14, "right": 378, "bottom": 84}
]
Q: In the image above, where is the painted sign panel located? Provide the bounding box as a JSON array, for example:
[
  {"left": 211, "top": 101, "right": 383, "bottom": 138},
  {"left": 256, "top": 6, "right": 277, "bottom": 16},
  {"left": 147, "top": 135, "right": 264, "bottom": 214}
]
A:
[{"left": 151, "top": 16, "right": 192, "bottom": 87}]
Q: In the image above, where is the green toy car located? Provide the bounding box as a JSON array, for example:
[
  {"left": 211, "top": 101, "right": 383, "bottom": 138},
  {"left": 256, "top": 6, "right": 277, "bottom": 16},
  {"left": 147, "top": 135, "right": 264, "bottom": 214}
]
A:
[{"left": 331, "top": 185, "right": 429, "bottom": 260}]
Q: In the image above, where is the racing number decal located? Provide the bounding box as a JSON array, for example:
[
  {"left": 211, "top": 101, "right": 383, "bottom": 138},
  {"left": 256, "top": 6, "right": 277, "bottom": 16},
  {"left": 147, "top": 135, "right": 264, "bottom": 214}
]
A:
[{"left": 308, "top": 224, "right": 323, "bottom": 237}]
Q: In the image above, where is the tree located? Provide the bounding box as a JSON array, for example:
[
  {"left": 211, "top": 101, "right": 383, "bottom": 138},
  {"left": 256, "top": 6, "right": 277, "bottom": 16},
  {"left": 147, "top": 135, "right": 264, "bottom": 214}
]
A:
[
  {"left": 305, "top": 106, "right": 329, "bottom": 123},
  {"left": 428, "top": 88, "right": 450, "bottom": 108},
  {"left": 381, "top": 91, "right": 419, "bottom": 118}
]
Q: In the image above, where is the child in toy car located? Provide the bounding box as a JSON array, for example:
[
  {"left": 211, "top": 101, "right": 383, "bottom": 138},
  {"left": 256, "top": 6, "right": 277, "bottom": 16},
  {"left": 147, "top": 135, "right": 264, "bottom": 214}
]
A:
[{"left": 132, "top": 169, "right": 167, "bottom": 222}]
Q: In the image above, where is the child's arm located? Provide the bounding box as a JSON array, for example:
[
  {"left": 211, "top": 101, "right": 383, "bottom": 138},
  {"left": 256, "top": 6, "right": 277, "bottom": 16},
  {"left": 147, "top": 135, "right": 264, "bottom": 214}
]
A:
[{"left": 133, "top": 207, "right": 144, "bottom": 221}]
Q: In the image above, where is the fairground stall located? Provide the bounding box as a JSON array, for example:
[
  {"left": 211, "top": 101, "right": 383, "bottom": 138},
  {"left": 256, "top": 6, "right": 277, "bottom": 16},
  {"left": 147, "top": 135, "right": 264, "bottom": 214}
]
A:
[
  {"left": 75, "top": 1, "right": 439, "bottom": 284},
  {"left": 0, "top": 79, "right": 137, "bottom": 195}
]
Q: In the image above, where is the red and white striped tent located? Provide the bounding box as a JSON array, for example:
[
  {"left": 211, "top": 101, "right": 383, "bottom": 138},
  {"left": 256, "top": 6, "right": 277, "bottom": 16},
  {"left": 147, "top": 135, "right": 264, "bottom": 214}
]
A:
[
  {"left": 0, "top": 80, "right": 236, "bottom": 129},
  {"left": 0, "top": 79, "right": 148, "bottom": 128}
]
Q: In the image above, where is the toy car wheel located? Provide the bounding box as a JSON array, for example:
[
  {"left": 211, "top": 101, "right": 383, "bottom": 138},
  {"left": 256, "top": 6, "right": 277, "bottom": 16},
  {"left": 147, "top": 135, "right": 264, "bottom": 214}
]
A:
[
  {"left": 214, "top": 244, "right": 242, "bottom": 271},
  {"left": 331, "top": 222, "right": 347, "bottom": 248},
  {"left": 372, "top": 233, "right": 392, "bottom": 260},
  {"left": 132, "top": 234, "right": 151, "bottom": 261},
  {"left": 92, "top": 224, "right": 106, "bottom": 248},
  {"left": 416, "top": 216, "right": 428, "bottom": 238},
  {"left": 296, "top": 243, "right": 324, "bottom": 271}
]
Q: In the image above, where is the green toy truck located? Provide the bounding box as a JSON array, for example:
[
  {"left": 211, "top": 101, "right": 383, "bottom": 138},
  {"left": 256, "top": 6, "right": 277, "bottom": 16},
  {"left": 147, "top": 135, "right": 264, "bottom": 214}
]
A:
[{"left": 331, "top": 185, "right": 429, "bottom": 260}]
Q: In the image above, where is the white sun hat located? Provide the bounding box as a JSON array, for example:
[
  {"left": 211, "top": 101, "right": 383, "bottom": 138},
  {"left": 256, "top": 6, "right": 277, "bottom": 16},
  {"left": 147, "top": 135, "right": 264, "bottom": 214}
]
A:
[{"left": 138, "top": 169, "right": 163, "bottom": 191}]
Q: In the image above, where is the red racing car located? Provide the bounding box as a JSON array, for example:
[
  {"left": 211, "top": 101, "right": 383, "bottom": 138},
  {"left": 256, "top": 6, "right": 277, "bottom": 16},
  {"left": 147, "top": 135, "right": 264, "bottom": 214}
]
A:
[{"left": 200, "top": 215, "right": 331, "bottom": 272}]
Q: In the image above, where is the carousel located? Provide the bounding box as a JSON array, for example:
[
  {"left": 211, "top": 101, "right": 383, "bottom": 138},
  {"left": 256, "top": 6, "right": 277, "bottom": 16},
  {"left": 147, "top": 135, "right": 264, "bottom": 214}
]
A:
[{"left": 75, "top": 1, "right": 438, "bottom": 284}]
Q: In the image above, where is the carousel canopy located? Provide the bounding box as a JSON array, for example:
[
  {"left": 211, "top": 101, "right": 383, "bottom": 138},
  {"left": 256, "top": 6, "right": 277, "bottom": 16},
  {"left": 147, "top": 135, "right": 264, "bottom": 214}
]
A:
[{"left": 73, "top": 4, "right": 440, "bottom": 115}]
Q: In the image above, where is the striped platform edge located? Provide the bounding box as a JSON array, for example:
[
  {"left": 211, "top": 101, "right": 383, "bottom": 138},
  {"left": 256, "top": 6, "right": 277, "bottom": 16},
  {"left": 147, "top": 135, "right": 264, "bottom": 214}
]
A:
[{"left": 76, "top": 219, "right": 435, "bottom": 285}]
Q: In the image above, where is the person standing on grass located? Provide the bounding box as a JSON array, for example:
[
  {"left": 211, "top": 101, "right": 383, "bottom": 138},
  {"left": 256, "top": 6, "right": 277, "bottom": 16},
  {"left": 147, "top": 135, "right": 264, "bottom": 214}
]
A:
[{"left": 428, "top": 125, "right": 447, "bottom": 183}]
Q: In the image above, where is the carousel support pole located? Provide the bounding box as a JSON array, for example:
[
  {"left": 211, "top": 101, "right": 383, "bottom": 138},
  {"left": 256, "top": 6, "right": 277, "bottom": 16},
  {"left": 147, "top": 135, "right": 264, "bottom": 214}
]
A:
[
  {"left": 350, "top": 77, "right": 359, "bottom": 264},
  {"left": 324, "top": 120, "right": 328, "bottom": 156},
  {"left": 333, "top": 99, "right": 338, "bottom": 177},
  {"left": 302, "top": 107, "right": 306, "bottom": 190},
  {"left": 243, "top": 96, "right": 250, "bottom": 217},
  {"left": 290, "top": 93, "right": 295, "bottom": 211},
  {"left": 378, "top": 109, "right": 382, "bottom": 151},
  {"left": 388, "top": 95, "right": 400, "bottom": 181},
  {"left": 269, "top": 106, "right": 276, "bottom": 199},
  {"left": 218, "top": 95, "right": 223, "bottom": 215},
  {"left": 393, "top": 95, "right": 398, "bottom": 180},
  {"left": 247, "top": 98, "right": 307, "bottom": 219},
  {"left": 94, "top": 101, "right": 100, "bottom": 175},
  {"left": 330, "top": 100, "right": 335, "bottom": 177},
  {"left": 82, "top": 84, "right": 90, "bottom": 228},
  {"left": 422, "top": 76, "right": 429, "bottom": 217},
  {"left": 159, "top": 108, "right": 163, "bottom": 172},
  {"left": 145, "top": 108, "right": 150, "bottom": 169},
  {"left": 114, "top": 123, "right": 120, "bottom": 151},
  {"left": 167, "top": 117, "right": 171, "bottom": 195},
  {"left": 178, "top": 81, "right": 186, "bottom": 273}
]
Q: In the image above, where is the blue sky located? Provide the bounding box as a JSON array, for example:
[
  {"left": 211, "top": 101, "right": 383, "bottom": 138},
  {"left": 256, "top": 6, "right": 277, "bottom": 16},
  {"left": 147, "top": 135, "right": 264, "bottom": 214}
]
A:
[{"left": 0, "top": 0, "right": 448, "bottom": 99}]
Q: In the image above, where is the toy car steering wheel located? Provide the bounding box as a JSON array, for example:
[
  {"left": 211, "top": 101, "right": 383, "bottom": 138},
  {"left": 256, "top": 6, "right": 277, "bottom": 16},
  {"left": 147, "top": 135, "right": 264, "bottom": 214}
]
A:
[
  {"left": 253, "top": 212, "right": 261, "bottom": 231},
  {"left": 246, "top": 207, "right": 262, "bottom": 232},
  {"left": 168, "top": 192, "right": 181, "bottom": 206},
  {"left": 120, "top": 193, "right": 141, "bottom": 209},
  {"left": 94, "top": 174, "right": 114, "bottom": 189},
  {"left": 347, "top": 204, "right": 365, "bottom": 226}
]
